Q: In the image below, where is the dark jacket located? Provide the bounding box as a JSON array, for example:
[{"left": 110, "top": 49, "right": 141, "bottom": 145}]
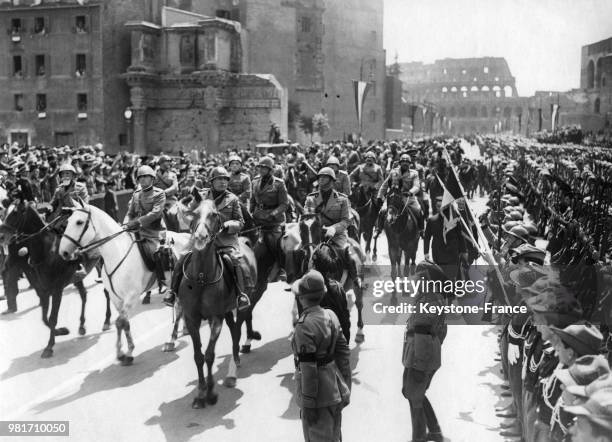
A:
[{"left": 423, "top": 213, "right": 466, "bottom": 265}]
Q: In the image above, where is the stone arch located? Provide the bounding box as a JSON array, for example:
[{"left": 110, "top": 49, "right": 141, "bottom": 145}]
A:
[
  {"left": 586, "top": 59, "right": 595, "bottom": 88},
  {"left": 481, "top": 106, "right": 488, "bottom": 117},
  {"left": 450, "top": 86, "right": 458, "bottom": 93},
  {"left": 442, "top": 86, "right": 448, "bottom": 93},
  {"left": 504, "top": 85, "right": 513, "bottom": 97},
  {"left": 469, "top": 106, "right": 477, "bottom": 117},
  {"left": 470, "top": 86, "right": 479, "bottom": 92},
  {"left": 594, "top": 97, "right": 601, "bottom": 114},
  {"left": 596, "top": 58, "right": 603, "bottom": 88},
  {"left": 458, "top": 107, "right": 466, "bottom": 117},
  {"left": 503, "top": 106, "right": 512, "bottom": 118},
  {"left": 492, "top": 85, "right": 501, "bottom": 98},
  {"left": 481, "top": 85, "right": 490, "bottom": 92},
  {"left": 460, "top": 86, "right": 468, "bottom": 98},
  {"left": 449, "top": 107, "right": 456, "bottom": 117}
]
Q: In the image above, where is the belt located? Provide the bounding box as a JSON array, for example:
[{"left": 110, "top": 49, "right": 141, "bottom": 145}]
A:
[{"left": 296, "top": 353, "right": 335, "bottom": 366}]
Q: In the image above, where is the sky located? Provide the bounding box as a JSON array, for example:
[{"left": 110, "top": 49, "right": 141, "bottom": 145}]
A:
[{"left": 384, "top": 0, "right": 612, "bottom": 96}]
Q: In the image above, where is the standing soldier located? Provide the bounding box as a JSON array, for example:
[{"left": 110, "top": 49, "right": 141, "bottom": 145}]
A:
[
  {"left": 124, "top": 165, "right": 169, "bottom": 292},
  {"left": 250, "top": 156, "right": 289, "bottom": 284},
  {"left": 291, "top": 269, "right": 351, "bottom": 442},
  {"left": 227, "top": 155, "right": 251, "bottom": 205},
  {"left": 345, "top": 143, "right": 360, "bottom": 173},
  {"left": 349, "top": 151, "right": 384, "bottom": 200},
  {"left": 325, "top": 156, "right": 351, "bottom": 197},
  {"left": 304, "top": 167, "right": 361, "bottom": 289}
]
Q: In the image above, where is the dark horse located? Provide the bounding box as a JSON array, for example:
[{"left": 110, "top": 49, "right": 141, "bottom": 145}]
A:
[
  {"left": 378, "top": 190, "right": 420, "bottom": 294},
  {"left": 0, "top": 201, "right": 110, "bottom": 358},
  {"left": 349, "top": 185, "right": 379, "bottom": 261},
  {"left": 178, "top": 198, "right": 257, "bottom": 407},
  {"left": 285, "top": 213, "right": 366, "bottom": 342}
]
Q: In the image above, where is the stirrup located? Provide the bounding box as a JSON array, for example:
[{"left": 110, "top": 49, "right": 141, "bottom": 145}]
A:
[{"left": 237, "top": 293, "right": 251, "bottom": 311}]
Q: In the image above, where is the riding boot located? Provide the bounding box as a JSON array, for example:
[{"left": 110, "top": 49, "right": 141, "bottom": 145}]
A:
[
  {"left": 423, "top": 396, "right": 443, "bottom": 441},
  {"left": 375, "top": 208, "right": 386, "bottom": 236},
  {"left": 409, "top": 400, "right": 428, "bottom": 442},
  {"left": 163, "top": 254, "right": 185, "bottom": 307},
  {"left": 232, "top": 262, "right": 251, "bottom": 311},
  {"left": 344, "top": 247, "right": 362, "bottom": 290}
]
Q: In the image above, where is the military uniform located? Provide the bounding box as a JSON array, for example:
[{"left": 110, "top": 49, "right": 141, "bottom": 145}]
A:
[
  {"left": 123, "top": 185, "right": 166, "bottom": 259},
  {"left": 377, "top": 166, "right": 423, "bottom": 231},
  {"left": 154, "top": 169, "right": 179, "bottom": 209},
  {"left": 228, "top": 171, "right": 252, "bottom": 205},
  {"left": 423, "top": 212, "right": 467, "bottom": 280},
  {"left": 292, "top": 305, "right": 351, "bottom": 442},
  {"left": 333, "top": 170, "right": 351, "bottom": 197},
  {"left": 304, "top": 189, "right": 350, "bottom": 249},
  {"left": 349, "top": 162, "right": 384, "bottom": 195},
  {"left": 50, "top": 180, "right": 89, "bottom": 212}
]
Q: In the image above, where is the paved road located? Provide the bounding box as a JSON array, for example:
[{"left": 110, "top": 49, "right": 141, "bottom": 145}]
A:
[{"left": 0, "top": 143, "right": 511, "bottom": 442}]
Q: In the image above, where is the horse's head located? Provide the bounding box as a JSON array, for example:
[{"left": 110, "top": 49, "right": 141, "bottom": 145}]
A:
[
  {"left": 311, "top": 243, "right": 340, "bottom": 280},
  {"left": 58, "top": 199, "right": 95, "bottom": 261},
  {"left": 191, "top": 197, "right": 221, "bottom": 251},
  {"left": 385, "top": 191, "right": 404, "bottom": 226},
  {"left": 0, "top": 200, "right": 44, "bottom": 246},
  {"left": 281, "top": 223, "right": 305, "bottom": 284}
]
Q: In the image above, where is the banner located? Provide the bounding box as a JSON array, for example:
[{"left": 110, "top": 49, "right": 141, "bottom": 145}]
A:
[
  {"left": 352, "top": 80, "right": 371, "bottom": 132},
  {"left": 538, "top": 108, "right": 543, "bottom": 131},
  {"left": 551, "top": 104, "right": 560, "bottom": 132}
]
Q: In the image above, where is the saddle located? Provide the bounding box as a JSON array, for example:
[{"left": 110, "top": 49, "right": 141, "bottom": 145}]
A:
[{"left": 136, "top": 239, "right": 157, "bottom": 272}]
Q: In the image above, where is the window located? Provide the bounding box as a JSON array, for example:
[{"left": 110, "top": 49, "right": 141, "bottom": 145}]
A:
[
  {"left": 301, "top": 16, "right": 312, "bottom": 33},
  {"left": 442, "top": 86, "right": 448, "bottom": 93},
  {"left": 14, "top": 94, "right": 24, "bottom": 111},
  {"left": 11, "top": 18, "right": 22, "bottom": 34},
  {"left": 76, "top": 54, "right": 86, "bottom": 76},
  {"left": 75, "top": 16, "right": 87, "bottom": 33},
  {"left": 13, "top": 55, "right": 23, "bottom": 77},
  {"left": 77, "top": 93, "right": 87, "bottom": 111},
  {"left": 215, "top": 9, "right": 231, "bottom": 19},
  {"left": 36, "top": 94, "right": 46, "bottom": 112},
  {"left": 35, "top": 55, "right": 45, "bottom": 76},
  {"left": 443, "top": 68, "right": 447, "bottom": 75},
  {"left": 450, "top": 86, "right": 458, "bottom": 93},
  {"left": 470, "top": 86, "right": 479, "bottom": 92},
  {"left": 494, "top": 76, "right": 499, "bottom": 82},
  {"left": 34, "top": 17, "right": 46, "bottom": 34},
  {"left": 483, "top": 66, "right": 489, "bottom": 74}
]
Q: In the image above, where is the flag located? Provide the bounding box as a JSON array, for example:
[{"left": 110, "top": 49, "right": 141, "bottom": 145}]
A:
[
  {"left": 538, "top": 108, "right": 543, "bottom": 131},
  {"left": 551, "top": 104, "right": 560, "bottom": 131},
  {"left": 352, "top": 80, "right": 371, "bottom": 132}
]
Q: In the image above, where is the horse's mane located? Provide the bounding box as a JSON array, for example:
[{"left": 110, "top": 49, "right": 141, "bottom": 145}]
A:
[{"left": 312, "top": 245, "right": 339, "bottom": 278}]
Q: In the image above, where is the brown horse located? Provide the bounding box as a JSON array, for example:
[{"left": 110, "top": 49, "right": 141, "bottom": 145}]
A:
[
  {"left": 349, "top": 185, "right": 379, "bottom": 261},
  {"left": 178, "top": 198, "right": 256, "bottom": 408}
]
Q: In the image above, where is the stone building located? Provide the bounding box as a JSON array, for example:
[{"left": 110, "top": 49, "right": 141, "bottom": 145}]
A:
[
  {"left": 577, "top": 37, "right": 612, "bottom": 131},
  {"left": 0, "top": 0, "right": 153, "bottom": 151},
  {"left": 397, "top": 57, "right": 529, "bottom": 136},
  {"left": 122, "top": 8, "right": 285, "bottom": 153}
]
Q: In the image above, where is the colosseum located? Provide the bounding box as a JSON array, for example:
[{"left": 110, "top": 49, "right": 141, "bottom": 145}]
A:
[{"left": 396, "top": 57, "right": 530, "bottom": 136}]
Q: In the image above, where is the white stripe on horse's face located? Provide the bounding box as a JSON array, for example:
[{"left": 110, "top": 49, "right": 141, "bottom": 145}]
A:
[
  {"left": 59, "top": 209, "right": 94, "bottom": 260},
  {"left": 193, "top": 200, "right": 218, "bottom": 250}
]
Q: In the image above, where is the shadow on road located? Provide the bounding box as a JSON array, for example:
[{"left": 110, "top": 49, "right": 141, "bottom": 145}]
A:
[
  {"left": 144, "top": 385, "right": 244, "bottom": 442},
  {"left": 0, "top": 305, "right": 39, "bottom": 321},
  {"left": 1, "top": 333, "right": 103, "bottom": 381},
  {"left": 32, "top": 340, "right": 189, "bottom": 414}
]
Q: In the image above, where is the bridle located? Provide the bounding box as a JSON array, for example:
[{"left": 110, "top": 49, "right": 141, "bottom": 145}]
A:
[
  {"left": 184, "top": 206, "right": 224, "bottom": 285},
  {"left": 61, "top": 208, "right": 94, "bottom": 249}
]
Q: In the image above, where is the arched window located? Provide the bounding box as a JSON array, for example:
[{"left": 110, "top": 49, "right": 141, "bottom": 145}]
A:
[
  {"left": 470, "top": 86, "right": 479, "bottom": 92},
  {"left": 586, "top": 60, "right": 595, "bottom": 88},
  {"left": 594, "top": 97, "right": 601, "bottom": 114},
  {"left": 442, "top": 86, "right": 448, "bottom": 93},
  {"left": 596, "top": 58, "right": 603, "bottom": 88},
  {"left": 504, "top": 86, "right": 513, "bottom": 98},
  {"left": 470, "top": 106, "right": 477, "bottom": 117},
  {"left": 451, "top": 86, "right": 458, "bottom": 93},
  {"left": 481, "top": 106, "right": 488, "bottom": 117},
  {"left": 481, "top": 85, "right": 490, "bottom": 92},
  {"left": 459, "top": 107, "right": 466, "bottom": 117},
  {"left": 460, "top": 86, "right": 468, "bottom": 98},
  {"left": 493, "top": 85, "right": 501, "bottom": 98},
  {"left": 503, "top": 107, "right": 512, "bottom": 118},
  {"left": 483, "top": 66, "right": 489, "bottom": 74}
]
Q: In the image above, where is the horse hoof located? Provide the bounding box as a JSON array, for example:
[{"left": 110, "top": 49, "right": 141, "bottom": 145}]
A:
[
  {"left": 78, "top": 326, "right": 86, "bottom": 336},
  {"left": 240, "top": 345, "right": 251, "bottom": 354},
  {"left": 249, "top": 331, "right": 262, "bottom": 341},
  {"left": 121, "top": 356, "right": 134, "bottom": 366},
  {"left": 55, "top": 327, "right": 70, "bottom": 336},
  {"left": 41, "top": 348, "right": 53, "bottom": 358},
  {"left": 141, "top": 296, "right": 151, "bottom": 305},
  {"left": 223, "top": 377, "right": 237, "bottom": 388},
  {"left": 117, "top": 354, "right": 126, "bottom": 362},
  {"left": 102, "top": 323, "right": 111, "bottom": 332},
  {"left": 192, "top": 397, "right": 206, "bottom": 409},
  {"left": 206, "top": 392, "right": 218, "bottom": 405},
  {"left": 355, "top": 333, "right": 365, "bottom": 344},
  {"left": 162, "top": 342, "right": 175, "bottom": 352},
  {"left": 372, "top": 255, "right": 377, "bottom": 262}
]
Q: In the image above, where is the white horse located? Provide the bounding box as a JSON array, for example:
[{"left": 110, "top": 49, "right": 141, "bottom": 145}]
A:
[{"left": 58, "top": 200, "right": 191, "bottom": 365}]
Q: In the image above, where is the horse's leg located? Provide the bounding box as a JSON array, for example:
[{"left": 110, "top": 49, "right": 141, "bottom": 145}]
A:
[
  {"left": 75, "top": 280, "right": 87, "bottom": 336},
  {"left": 142, "top": 291, "right": 151, "bottom": 305},
  {"left": 204, "top": 317, "right": 223, "bottom": 405},
  {"left": 354, "top": 283, "right": 365, "bottom": 344},
  {"left": 115, "top": 315, "right": 125, "bottom": 361},
  {"left": 42, "top": 290, "right": 67, "bottom": 358},
  {"left": 163, "top": 300, "right": 183, "bottom": 352},
  {"left": 102, "top": 289, "right": 111, "bottom": 331},
  {"left": 121, "top": 316, "right": 135, "bottom": 366},
  {"left": 186, "top": 316, "right": 207, "bottom": 409},
  {"left": 223, "top": 312, "right": 240, "bottom": 388}
]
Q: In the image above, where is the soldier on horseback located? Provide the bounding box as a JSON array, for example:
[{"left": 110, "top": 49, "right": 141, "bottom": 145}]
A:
[
  {"left": 349, "top": 151, "right": 384, "bottom": 199},
  {"left": 164, "top": 166, "right": 252, "bottom": 310},
  {"left": 154, "top": 155, "right": 179, "bottom": 217},
  {"left": 325, "top": 156, "right": 351, "bottom": 197},
  {"left": 227, "top": 155, "right": 251, "bottom": 205},
  {"left": 375, "top": 153, "right": 424, "bottom": 237},
  {"left": 304, "top": 167, "right": 362, "bottom": 289},
  {"left": 124, "top": 165, "right": 170, "bottom": 293},
  {"left": 250, "top": 156, "right": 289, "bottom": 283}
]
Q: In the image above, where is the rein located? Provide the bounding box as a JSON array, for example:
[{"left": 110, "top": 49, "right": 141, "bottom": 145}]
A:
[{"left": 8, "top": 213, "right": 66, "bottom": 244}]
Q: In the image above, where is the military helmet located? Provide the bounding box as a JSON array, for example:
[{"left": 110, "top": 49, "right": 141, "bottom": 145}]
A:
[
  {"left": 505, "top": 225, "right": 530, "bottom": 243},
  {"left": 317, "top": 167, "right": 336, "bottom": 181},
  {"left": 503, "top": 221, "right": 520, "bottom": 231},
  {"left": 158, "top": 154, "right": 171, "bottom": 164},
  {"left": 364, "top": 151, "right": 376, "bottom": 159},
  {"left": 509, "top": 210, "right": 523, "bottom": 221},
  {"left": 258, "top": 156, "right": 275, "bottom": 169},
  {"left": 291, "top": 269, "right": 326, "bottom": 301},
  {"left": 136, "top": 165, "right": 156, "bottom": 178},
  {"left": 58, "top": 163, "right": 77, "bottom": 175},
  {"left": 326, "top": 156, "right": 340, "bottom": 167},
  {"left": 228, "top": 155, "right": 242, "bottom": 165},
  {"left": 210, "top": 166, "right": 230, "bottom": 181},
  {"left": 399, "top": 153, "right": 411, "bottom": 162}
]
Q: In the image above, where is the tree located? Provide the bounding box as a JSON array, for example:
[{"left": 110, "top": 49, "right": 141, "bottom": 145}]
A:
[{"left": 313, "top": 113, "right": 330, "bottom": 139}]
